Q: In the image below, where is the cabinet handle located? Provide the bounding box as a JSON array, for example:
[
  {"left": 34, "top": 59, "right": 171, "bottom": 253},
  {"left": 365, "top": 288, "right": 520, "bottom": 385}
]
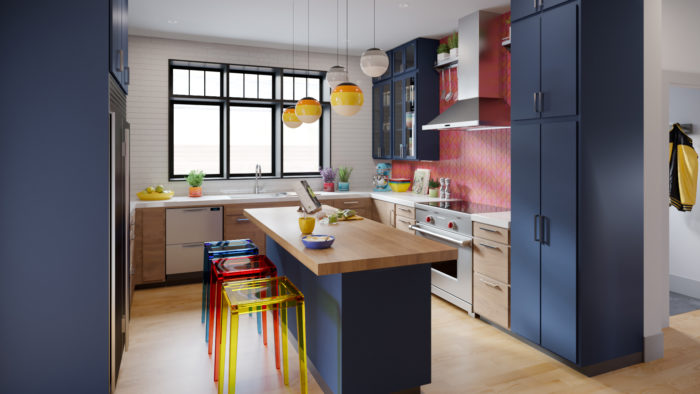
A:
[
  {"left": 118, "top": 49, "right": 124, "bottom": 72},
  {"left": 398, "top": 219, "right": 411, "bottom": 225},
  {"left": 236, "top": 218, "right": 250, "bottom": 223},
  {"left": 479, "top": 243, "right": 501, "bottom": 251},
  {"left": 533, "top": 92, "right": 538, "bottom": 113},
  {"left": 538, "top": 92, "right": 544, "bottom": 113},
  {"left": 533, "top": 0, "right": 537, "bottom": 9},
  {"left": 125, "top": 66, "right": 130, "bottom": 85},
  {"left": 398, "top": 207, "right": 411, "bottom": 212},
  {"left": 479, "top": 278, "right": 501, "bottom": 289},
  {"left": 538, "top": 0, "right": 543, "bottom": 8},
  {"left": 181, "top": 208, "right": 208, "bottom": 212},
  {"left": 182, "top": 242, "right": 202, "bottom": 248},
  {"left": 390, "top": 209, "right": 395, "bottom": 227},
  {"left": 542, "top": 215, "right": 549, "bottom": 245},
  {"left": 534, "top": 214, "right": 541, "bottom": 242},
  {"left": 399, "top": 144, "right": 404, "bottom": 157},
  {"left": 343, "top": 201, "right": 359, "bottom": 205},
  {"left": 479, "top": 227, "right": 499, "bottom": 233}
]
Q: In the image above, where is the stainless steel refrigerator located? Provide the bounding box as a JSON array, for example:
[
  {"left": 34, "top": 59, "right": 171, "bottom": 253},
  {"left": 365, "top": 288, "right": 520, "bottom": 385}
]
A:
[{"left": 109, "top": 76, "right": 130, "bottom": 392}]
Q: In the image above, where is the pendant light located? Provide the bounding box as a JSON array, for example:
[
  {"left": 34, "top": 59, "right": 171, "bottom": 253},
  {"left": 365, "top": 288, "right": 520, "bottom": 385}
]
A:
[
  {"left": 295, "top": 0, "right": 322, "bottom": 124},
  {"left": 360, "top": 0, "right": 389, "bottom": 77},
  {"left": 283, "top": 0, "right": 302, "bottom": 128},
  {"left": 326, "top": 0, "right": 348, "bottom": 88},
  {"left": 331, "top": 0, "right": 364, "bottom": 116}
]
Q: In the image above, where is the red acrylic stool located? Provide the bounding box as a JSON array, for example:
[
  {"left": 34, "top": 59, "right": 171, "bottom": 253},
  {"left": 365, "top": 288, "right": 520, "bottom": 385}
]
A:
[{"left": 210, "top": 255, "right": 279, "bottom": 382}]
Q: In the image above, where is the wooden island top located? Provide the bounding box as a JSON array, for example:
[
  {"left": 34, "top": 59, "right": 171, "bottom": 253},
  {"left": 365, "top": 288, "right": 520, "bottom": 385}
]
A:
[{"left": 244, "top": 205, "right": 457, "bottom": 276}]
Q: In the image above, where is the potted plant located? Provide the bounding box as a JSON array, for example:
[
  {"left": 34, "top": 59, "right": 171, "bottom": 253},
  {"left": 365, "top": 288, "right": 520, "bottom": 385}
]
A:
[
  {"left": 320, "top": 167, "right": 337, "bottom": 192},
  {"left": 428, "top": 178, "right": 440, "bottom": 198},
  {"left": 448, "top": 33, "right": 458, "bottom": 59},
  {"left": 437, "top": 43, "right": 450, "bottom": 62},
  {"left": 337, "top": 166, "right": 353, "bottom": 192},
  {"left": 186, "top": 170, "right": 205, "bottom": 197}
]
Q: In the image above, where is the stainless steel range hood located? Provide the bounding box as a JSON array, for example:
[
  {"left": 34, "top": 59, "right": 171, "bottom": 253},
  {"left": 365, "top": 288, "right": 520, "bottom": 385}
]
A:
[{"left": 423, "top": 11, "right": 510, "bottom": 131}]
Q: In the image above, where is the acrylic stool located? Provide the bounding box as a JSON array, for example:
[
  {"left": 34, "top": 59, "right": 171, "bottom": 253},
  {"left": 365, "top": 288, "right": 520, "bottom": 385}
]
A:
[
  {"left": 203, "top": 240, "right": 259, "bottom": 343},
  {"left": 218, "top": 276, "right": 307, "bottom": 394},
  {"left": 211, "top": 255, "right": 278, "bottom": 382}
]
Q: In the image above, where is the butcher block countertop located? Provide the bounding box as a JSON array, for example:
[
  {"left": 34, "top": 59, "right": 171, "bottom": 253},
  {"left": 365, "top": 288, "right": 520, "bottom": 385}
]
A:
[{"left": 244, "top": 206, "right": 458, "bottom": 276}]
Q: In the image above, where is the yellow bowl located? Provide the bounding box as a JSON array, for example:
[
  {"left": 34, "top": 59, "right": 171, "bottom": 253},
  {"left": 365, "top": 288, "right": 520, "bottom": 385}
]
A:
[
  {"left": 389, "top": 182, "right": 410, "bottom": 193},
  {"left": 137, "top": 191, "right": 174, "bottom": 201}
]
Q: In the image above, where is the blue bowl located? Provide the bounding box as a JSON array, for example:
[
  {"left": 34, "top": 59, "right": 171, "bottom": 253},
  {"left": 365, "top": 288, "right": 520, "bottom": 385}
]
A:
[{"left": 302, "top": 235, "right": 335, "bottom": 249}]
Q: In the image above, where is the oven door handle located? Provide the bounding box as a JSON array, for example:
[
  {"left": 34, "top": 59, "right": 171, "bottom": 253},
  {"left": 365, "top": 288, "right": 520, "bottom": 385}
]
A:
[{"left": 409, "top": 225, "right": 472, "bottom": 247}]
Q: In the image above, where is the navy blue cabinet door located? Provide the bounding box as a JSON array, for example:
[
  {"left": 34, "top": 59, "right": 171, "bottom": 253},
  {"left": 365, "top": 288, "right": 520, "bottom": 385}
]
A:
[
  {"left": 110, "top": 0, "right": 122, "bottom": 84},
  {"left": 511, "top": 16, "right": 541, "bottom": 121},
  {"left": 540, "top": 121, "right": 578, "bottom": 363},
  {"left": 372, "top": 80, "right": 392, "bottom": 159},
  {"left": 511, "top": 0, "right": 539, "bottom": 21},
  {"left": 541, "top": 2, "right": 577, "bottom": 118},
  {"left": 542, "top": 0, "right": 571, "bottom": 11},
  {"left": 510, "top": 123, "right": 542, "bottom": 345},
  {"left": 121, "top": 0, "right": 129, "bottom": 92}
]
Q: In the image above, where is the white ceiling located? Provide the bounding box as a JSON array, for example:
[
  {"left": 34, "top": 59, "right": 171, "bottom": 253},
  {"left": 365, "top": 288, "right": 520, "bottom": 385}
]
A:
[{"left": 129, "top": 0, "right": 510, "bottom": 55}]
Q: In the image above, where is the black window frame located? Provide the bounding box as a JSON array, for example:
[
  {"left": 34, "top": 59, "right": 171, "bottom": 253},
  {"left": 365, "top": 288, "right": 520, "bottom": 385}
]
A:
[{"left": 168, "top": 59, "right": 330, "bottom": 181}]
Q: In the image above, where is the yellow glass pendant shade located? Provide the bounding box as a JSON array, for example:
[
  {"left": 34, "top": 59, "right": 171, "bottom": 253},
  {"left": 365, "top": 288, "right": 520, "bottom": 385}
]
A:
[
  {"left": 330, "top": 82, "right": 364, "bottom": 116},
  {"left": 282, "top": 107, "right": 302, "bottom": 128},
  {"left": 295, "top": 97, "right": 322, "bottom": 123}
]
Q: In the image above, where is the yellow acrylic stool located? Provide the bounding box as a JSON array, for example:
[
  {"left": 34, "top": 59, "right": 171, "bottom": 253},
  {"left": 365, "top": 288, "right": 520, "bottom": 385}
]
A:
[{"left": 218, "top": 276, "right": 308, "bottom": 394}]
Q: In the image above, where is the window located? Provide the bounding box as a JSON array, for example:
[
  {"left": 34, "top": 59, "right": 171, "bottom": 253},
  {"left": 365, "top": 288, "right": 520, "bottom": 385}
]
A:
[{"left": 168, "top": 60, "right": 330, "bottom": 179}]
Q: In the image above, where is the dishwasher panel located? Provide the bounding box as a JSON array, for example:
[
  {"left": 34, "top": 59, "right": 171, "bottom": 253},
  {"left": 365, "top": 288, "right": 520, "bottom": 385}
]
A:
[
  {"left": 166, "top": 207, "right": 223, "bottom": 245},
  {"left": 166, "top": 243, "right": 205, "bottom": 274}
]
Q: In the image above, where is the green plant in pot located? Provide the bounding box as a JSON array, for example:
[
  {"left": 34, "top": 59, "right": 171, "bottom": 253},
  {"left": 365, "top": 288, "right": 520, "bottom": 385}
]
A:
[
  {"left": 448, "top": 33, "right": 458, "bottom": 58},
  {"left": 437, "top": 43, "right": 450, "bottom": 62},
  {"left": 428, "top": 178, "right": 441, "bottom": 198},
  {"left": 337, "top": 166, "right": 353, "bottom": 192},
  {"left": 186, "top": 170, "right": 205, "bottom": 197}
]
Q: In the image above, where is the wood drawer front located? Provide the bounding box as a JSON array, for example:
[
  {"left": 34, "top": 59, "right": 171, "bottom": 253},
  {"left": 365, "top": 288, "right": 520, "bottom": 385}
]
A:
[
  {"left": 224, "top": 201, "right": 297, "bottom": 216},
  {"left": 395, "top": 204, "right": 415, "bottom": 219},
  {"left": 473, "top": 239, "right": 510, "bottom": 284},
  {"left": 224, "top": 215, "right": 266, "bottom": 254},
  {"left": 141, "top": 208, "right": 166, "bottom": 283},
  {"left": 330, "top": 198, "right": 370, "bottom": 210},
  {"left": 474, "top": 273, "right": 510, "bottom": 329},
  {"left": 473, "top": 222, "right": 510, "bottom": 244},
  {"left": 395, "top": 216, "right": 415, "bottom": 234}
]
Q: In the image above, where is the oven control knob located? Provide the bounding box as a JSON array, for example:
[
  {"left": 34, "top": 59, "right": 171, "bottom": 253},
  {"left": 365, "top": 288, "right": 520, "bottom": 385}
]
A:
[
  {"left": 448, "top": 221, "right": 457, "bottom": 230},
  {"left": 426, "top": 216, "right": 434, "bottom": 224}
]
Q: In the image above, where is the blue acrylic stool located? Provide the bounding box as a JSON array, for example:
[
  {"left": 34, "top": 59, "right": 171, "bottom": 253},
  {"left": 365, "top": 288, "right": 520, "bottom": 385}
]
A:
[{"left": 203, "top": 239, "right": 259, "bottom": 344}]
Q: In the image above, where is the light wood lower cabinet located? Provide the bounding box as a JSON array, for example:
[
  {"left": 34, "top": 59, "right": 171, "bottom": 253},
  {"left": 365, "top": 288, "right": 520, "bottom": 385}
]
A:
[
  {"left": 395, "top": 216, "right": 415, "bottom": 234},
  {"left": 473, "top": 221, "right": 511, "bottom": 329},
  {"left": 372, "top": 199, "right": 395, "bottom": 227},
  {"left": 224, "top": 201, "right": 297, "bottom": 255},
  {"left": 133, "top": 207, "right": 166, "bottom": 285}
]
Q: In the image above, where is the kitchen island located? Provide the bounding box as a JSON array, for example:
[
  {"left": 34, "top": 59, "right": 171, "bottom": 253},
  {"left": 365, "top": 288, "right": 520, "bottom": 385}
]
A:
[{"left": 244, "top": 206, "right": 457, "bottom": 394}]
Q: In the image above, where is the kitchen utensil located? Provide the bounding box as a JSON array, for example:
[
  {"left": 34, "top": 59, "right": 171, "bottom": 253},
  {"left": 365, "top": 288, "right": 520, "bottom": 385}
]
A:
[
  {"left": 302, "top": 234, "right": 335, "bottom": 249},
  {"left": 445, "top": 68, "right": 453, "bottom": 102},
  {"left": 440, "top": 70, "right": 447, "bottom": 101}
]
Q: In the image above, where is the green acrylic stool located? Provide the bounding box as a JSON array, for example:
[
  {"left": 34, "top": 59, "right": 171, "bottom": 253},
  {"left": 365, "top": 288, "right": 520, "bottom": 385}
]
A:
[{"left": 218, "top": 276, "right": 308, "bottom": 394}]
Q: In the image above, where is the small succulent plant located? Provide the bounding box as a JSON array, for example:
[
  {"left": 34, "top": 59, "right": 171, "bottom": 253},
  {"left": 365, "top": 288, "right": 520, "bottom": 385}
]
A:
[
  {"left": 337, "top": 166, "right": 353, "bottom": 182},
  {"left": 186, "top": 170, "right": 205, "bottom": 187}
]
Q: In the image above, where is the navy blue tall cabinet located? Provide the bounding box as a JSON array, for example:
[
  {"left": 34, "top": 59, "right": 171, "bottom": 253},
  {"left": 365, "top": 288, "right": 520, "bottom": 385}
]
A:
[
  {"left": 510, "top": 0, "right": 644, "bottom": 374},
  {"left": 1, "top": 0, "right": 114, "bottom": 392}
]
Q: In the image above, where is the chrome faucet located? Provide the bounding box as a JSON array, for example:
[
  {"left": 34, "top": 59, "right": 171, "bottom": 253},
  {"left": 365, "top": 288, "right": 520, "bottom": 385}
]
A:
[{"left": 254, "top": 164, "right": 262, "bottom": 194}]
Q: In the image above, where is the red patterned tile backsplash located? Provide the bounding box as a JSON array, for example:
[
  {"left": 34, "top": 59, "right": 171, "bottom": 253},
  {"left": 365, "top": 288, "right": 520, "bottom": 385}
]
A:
[{"left": 392, "top": 12, "right": 512, "bottom": 209}]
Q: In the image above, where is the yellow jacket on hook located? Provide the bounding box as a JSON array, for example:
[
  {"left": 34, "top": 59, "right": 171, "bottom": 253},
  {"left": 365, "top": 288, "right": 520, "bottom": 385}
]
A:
[{"left": 669, "top": 123, "right": 698, "bottom": 211}]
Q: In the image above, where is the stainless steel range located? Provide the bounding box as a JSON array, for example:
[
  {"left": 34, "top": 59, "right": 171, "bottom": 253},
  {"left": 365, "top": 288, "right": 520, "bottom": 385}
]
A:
[{"left": 411, "top": 201, "right": 505, "bottom": 313}]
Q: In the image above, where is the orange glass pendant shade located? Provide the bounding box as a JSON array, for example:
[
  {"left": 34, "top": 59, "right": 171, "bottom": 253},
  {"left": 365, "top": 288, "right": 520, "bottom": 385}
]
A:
[
  {"left": 295, "top": 97, "right": 322, "bottom": 123},
  {"left": 282, "top": 107, "right": 302, "bottom": 128},
  {"left": 330, "top": 82, "right": 364, "bottom": 116}
]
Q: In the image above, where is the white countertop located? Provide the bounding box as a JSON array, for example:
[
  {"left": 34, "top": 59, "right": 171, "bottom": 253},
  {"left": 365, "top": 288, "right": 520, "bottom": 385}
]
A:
[
  {"left": 470, "top": 211, "right": 511, "bottom": 229},
  {"left": 130, "top": 190, "right": 453, "bottom": 210},
  {"left": 130, "top": 190, "right": 510, "bottom": 228}
]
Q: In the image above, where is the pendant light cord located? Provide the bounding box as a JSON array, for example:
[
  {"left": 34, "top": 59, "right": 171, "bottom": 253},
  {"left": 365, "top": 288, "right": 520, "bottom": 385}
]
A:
[
  {"left": 336, "top": 0, "right": 339, "bottom": 65},
  {"left": 373, "top": 0, "right": 376, "bottom": 48},
  {"left": 292, "top": 0, "right": 295, "bottom": 73},
  {"left": 345, "top": 0, "right": 348, "bottom": 70},
  {"left": 306, "top": 0, "right": 310, "bottom": 95}
]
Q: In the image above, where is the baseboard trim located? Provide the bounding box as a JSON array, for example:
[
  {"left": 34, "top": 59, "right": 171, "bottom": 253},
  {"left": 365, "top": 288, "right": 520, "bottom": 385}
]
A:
[
  {"left": 669, "top": 274, "right": 700, "bottom": 299},
  {"left": 644, "top": 331, "right": 664, "bottom": 362}
]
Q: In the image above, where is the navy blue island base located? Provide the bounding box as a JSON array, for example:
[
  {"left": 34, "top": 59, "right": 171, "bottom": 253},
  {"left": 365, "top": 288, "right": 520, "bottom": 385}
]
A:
[{"left": 266, "top": 235, "right": 432, "bottom": 394}]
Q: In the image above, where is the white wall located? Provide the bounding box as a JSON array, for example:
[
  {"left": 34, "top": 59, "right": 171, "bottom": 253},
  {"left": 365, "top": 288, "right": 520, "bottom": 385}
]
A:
[
  {"left": 669, "top": 85, "right": 700, "bottom": 297},
  {"left": 644, "top": 0, "right": 667, "bottom": 361},
  {"left": 127, "top": 35, "right": 374, "bottom": 198},
  {"left": 662, "top": 0, "right": 700, "bottom": 74}
]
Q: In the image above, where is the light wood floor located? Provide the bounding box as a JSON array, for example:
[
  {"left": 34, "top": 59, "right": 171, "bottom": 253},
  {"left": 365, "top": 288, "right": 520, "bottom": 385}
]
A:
[{"left": 116, "top": 284, "right": 700, "bottom": 393}]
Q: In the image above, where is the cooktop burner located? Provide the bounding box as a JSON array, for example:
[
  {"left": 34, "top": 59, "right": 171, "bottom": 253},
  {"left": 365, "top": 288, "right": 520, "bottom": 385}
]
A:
[{"left": 418, "top": 200, "right": 506, "bottom": 215}]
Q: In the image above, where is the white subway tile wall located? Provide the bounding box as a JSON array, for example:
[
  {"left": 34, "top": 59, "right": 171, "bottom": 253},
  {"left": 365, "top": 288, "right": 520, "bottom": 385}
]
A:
[{"left": 127, "top": 35, "right": 376, "bottom": 198}]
